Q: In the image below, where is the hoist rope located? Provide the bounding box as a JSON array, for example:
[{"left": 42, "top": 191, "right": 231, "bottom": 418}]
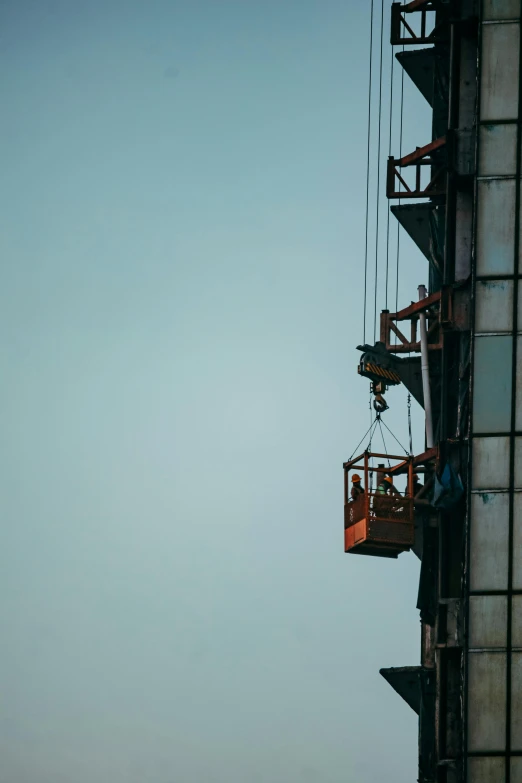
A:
[
  {"left": 384, "top": 40, "right": 394, "bottom": 312},
  {"left": 362, "top": 0, "right": 375, "bottom": 345},
  {"left": 372, "top": 0, "right": 385, "bottom": 344},
  {"left": 394, "top": 44, "right": 405, "bottom": 342}
]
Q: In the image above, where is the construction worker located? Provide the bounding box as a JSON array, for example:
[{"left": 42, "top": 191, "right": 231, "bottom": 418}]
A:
[
  {"left": 412, "top": 473, "right": 423, "bottom": 497},
  {"left": 375, "top": 474, "right": 401, "bottom": 518},
  {"left": 351, "top": 474, "right": 365, "bottom": 501},
  {"left": 377, "top": 475, "right": 400, "bottom": 496}
]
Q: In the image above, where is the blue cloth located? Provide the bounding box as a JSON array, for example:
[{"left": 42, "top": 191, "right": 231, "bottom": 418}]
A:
[{"left": 431, "top": 463, "right": 464, "bottom": 509}]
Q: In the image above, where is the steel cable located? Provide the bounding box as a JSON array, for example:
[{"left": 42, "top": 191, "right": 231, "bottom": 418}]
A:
[
  {"left": 349, "top": 417, "right": 380, "bottom": 461},
  {"left": 372, "top": 0, "right": 385, "bottom": 344},
  {"left": 362, "top": 0, "right": 375, "bottom": 344},
  {"left": 380, "top": 416, "right": 409, "bottom": 455},
  {"left": 377, "top": 418, "right": 391, "bottom": 468},
  {"left": 384, "top": 40, "right": 394, "bottom": 311},
  {"left": 395, "top": 44, "right": 405, "bottom": 330}
]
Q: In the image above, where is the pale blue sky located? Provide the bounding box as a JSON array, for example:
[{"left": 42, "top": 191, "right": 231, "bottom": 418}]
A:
[{"left": 1, "top": 2, "right": 430, "bottom": 781}]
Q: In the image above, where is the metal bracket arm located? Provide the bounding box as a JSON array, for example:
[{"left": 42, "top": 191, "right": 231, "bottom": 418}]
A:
[
  {"left": 390, "top": 1, "right": 442, "bottom": 46},
  {"left": 380, "top": 289, "right": 451, "bottom": 354},
  {"left": 387, "top": 137, "right": 447, "bottom": 200}
]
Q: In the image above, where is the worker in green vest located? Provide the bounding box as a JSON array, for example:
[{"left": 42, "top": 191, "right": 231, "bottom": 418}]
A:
[
  {"left": 377, "top": 475, "right": 400, "bottom": 496},
  {"left": 374, "top": 474, "right": 401, "bottom": 518}
]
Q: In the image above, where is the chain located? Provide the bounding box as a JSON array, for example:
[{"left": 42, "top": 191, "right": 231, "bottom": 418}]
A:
[{"left": 407, "top": 393, "right": 413, "bottom": 455}]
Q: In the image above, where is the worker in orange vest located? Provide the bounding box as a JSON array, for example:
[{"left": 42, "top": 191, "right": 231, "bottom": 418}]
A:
[{"left": 351, "top": 474, "right": 365, "bottom": 501}]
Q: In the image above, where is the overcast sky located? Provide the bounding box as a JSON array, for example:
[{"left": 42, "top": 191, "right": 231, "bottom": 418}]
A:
[{"left": 1, "top": 2, "right": 430, "bottom": 781}]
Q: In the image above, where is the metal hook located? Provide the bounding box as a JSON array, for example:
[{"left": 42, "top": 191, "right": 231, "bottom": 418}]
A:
[{"left": 373, "top": 393, "right": 389, "bottom": 413}]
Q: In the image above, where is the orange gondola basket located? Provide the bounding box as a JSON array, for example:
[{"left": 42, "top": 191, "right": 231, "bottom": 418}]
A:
[{"left": 344, "top": 451, "right": 415, "bottom": 559}]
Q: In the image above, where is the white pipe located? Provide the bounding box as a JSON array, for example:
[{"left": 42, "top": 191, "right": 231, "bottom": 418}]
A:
[{"left": 418, "top": 284, "right": 434, "bottom": 449}]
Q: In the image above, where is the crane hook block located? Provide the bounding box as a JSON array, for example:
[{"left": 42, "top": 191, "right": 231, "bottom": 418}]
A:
[{"left": 356, "top": 341, "right": 401, "bottom": 386}]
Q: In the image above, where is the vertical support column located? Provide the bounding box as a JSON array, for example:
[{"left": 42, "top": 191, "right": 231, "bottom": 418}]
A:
[
  {"left": 466, "top": 3, "right": 522, "bottom": 782},
  {"left": 419, "top": 284, "right": 435, "bottom": 449}
]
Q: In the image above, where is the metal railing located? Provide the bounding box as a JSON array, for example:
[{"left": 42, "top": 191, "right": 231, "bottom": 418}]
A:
[{"left": 345, "top": 492, "right": 414, "bottom": 529}]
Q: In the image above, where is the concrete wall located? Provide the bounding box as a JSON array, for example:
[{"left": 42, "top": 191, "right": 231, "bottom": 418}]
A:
[{"left": 468, "top": 1, "right": 522, "bottom": 780}]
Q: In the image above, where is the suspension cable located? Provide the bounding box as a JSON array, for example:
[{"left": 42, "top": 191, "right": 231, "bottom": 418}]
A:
[
  {"left": 368, "top": 410, "right": 375, "bottom": 453},
  {"left": 367, "top": 417, "right": 379, "bottom": 453},
  {"left": 384, "top": 41, "right": 394, "bottom": 312},
  {"left": 394, "top": 44, "right": 405, "bottom": 333},
  {"left": 349, "top": 417, "right": 380, "bottom": 461},
  {"left": 377, "top": 418, "right": 391, "bottom": 468},
  {"left": 372, "top": 0, "right": 385, "bottom": 344},
  {"left": 380, "top": 416, "right": 409, "bottom": 455},
  {"left": 362, "top": 0, "right": 375, "bottom": 345}
]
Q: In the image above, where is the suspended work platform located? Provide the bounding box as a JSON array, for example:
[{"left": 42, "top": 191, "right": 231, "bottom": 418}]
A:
[{"left": 343, "top": 451, "right": 414, "bottom": 559}]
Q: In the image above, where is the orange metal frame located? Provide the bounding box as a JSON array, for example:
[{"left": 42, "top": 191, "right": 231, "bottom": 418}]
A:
[
  {"left": 343, "top": 452, "right": 415, "bottom": 557},
  {"left": 386, "top": 137, "right": 447, "bottom": 200},
  {"left": 379, "top": 288, "right": 452, "bottom": 354},
  {"left": 390, "top": 1, "right": 439, "bottom": 46}
]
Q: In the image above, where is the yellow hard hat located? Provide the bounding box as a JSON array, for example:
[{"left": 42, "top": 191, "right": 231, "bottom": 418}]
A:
[
  {"left": 352, "top": 474, "right": 361, "bottom": 483},
  {"left": 384, "top": 476, "right": 393, "bottom": 484}
]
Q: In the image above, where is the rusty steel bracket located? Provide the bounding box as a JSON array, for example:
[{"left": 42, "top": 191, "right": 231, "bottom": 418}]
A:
[
  {"left": 380, "top": 287, "right": 452, "bottom": 354},
  {"left": 390, "top": 1, "right": 442, "bottom": 46},
  {"left": 413, "top": 447, "right": 438, "bottom": 470},
  {"left": 390, "top": 446, "right": 439, "bottom": 477},
  {"left": 387, "top": 137, "right": 447, "bottom": 200}
]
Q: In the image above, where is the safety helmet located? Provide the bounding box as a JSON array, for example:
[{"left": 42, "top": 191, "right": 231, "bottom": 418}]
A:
[
  {"left": 384, "top": 476, "right": 393, "bottom": 484},
  {"left": 352, "top": 474, "right": 361, "bottom": 483},
  {"left": 413, "top": 473, "right": 419, "bottom": 481}
]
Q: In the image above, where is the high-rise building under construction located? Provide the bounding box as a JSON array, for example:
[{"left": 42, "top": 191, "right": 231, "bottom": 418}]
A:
[{"left": 344, "top": 2, "right": 522, "bottom": 781}]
